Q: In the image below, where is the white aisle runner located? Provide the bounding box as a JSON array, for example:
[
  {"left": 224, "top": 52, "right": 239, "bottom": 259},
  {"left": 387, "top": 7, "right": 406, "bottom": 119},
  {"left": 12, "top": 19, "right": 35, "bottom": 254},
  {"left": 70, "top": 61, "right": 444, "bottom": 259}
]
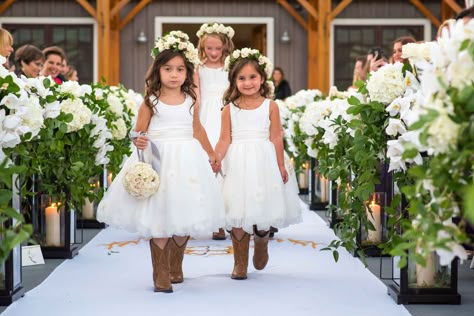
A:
[{"left": 3, "top": 202, "right": 410, "bottom": 316}]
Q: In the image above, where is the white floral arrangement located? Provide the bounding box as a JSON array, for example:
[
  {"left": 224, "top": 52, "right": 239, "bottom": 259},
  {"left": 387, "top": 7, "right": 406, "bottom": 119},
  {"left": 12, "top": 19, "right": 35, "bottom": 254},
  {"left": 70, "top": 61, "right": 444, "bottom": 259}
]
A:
[
  {"left": 151, "top": 31, "right": 200, "bottom": 66},
  {"left": 196, "top": 22, "right": 235, "bottom": 39},
  {"left": 224, "top": 48, "right": 273, "bottom": 79},
  {"left": 122, "top": 161, "right": 160, "bottom": 199}
]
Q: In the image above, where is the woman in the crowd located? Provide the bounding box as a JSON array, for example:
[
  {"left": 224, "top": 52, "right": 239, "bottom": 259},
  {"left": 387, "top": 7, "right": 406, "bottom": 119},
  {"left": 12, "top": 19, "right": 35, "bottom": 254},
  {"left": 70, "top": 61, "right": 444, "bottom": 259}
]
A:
[
  {"left": 272, "top": 67, "right": 292, "bottom": 100},
  {"left": 14, "top": 44, "right": 44, "bottom": 78},
  {"left": 41, "top": 46, "right": 66, "bottom": 84},
  {"left": 0, "top": 28, "right": 14, "bottom": 68}
]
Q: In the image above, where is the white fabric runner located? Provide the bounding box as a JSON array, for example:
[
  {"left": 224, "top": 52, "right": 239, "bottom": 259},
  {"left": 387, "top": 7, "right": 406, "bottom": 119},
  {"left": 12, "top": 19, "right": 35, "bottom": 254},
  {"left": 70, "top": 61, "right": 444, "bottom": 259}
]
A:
[{"left": 2, "top": 201, "right": 410, "bottom": 316}]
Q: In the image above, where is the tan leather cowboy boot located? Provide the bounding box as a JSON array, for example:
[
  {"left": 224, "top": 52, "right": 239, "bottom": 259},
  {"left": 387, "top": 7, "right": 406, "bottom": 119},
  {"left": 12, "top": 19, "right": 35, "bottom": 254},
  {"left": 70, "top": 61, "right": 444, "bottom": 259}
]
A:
[
  {"left": 253, "top": 228, "right": 270, "bottom": 270},
  {"left": 149, "top": 239, "right": 173, "bottom": 293},
  {"left": 212, "top": 228, "right": 226, "bottom": 240},
  {"left": 169, "top": 236, "right": 189, "bottom": 284},
  {"left": 231, "top": 232, "right": 250, "bottom": 280}
]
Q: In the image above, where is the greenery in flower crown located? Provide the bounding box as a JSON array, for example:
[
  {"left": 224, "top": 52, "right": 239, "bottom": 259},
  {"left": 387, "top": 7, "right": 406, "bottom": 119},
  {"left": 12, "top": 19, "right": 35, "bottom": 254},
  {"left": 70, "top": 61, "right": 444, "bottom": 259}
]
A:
[
  {"left": 150, "top": 31, "right": 200, "bottom": 66},
  {"left": 224, "top": 48, "right": 273, "bottom": 79},
  {"left": 196, "top": 22, "right": 235, "bottom": 39}
]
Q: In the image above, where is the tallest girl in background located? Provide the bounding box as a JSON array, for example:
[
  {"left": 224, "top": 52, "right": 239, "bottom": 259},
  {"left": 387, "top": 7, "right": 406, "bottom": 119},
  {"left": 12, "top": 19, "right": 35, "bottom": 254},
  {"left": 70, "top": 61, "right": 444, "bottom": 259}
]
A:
[{"left": 194, "top": 22, "right": 235, "bottom": 240}]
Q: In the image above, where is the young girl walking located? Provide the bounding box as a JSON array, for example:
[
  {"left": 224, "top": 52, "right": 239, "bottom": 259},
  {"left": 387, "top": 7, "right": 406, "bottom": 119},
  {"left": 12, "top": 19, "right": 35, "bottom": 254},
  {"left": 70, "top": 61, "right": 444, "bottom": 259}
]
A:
[
  {"left": 194, "top": 22, "right": 235, "bottom": 240},
  {"left": 97, "top": 31, "right": 225, "bottom": 293},
  {"left": 214, "top": 48, "right": 301, "bottom": 280}
]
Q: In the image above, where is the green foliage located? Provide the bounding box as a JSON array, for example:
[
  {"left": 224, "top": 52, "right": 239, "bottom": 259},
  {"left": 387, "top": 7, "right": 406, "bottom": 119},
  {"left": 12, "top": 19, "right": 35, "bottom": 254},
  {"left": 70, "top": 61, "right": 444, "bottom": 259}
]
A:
[{"left": 0, "top": 158, "right": 32, "bottom": 263}]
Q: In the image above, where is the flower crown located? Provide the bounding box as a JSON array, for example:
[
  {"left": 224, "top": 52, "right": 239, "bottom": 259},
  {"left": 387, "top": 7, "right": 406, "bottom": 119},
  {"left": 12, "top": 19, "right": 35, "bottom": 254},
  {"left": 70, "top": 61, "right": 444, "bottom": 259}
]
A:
[
  {"left": 151, "top": 31, "right": 200, "bottom": 66},
  {"left": 196, "top": 23, "right": 235, "bottom": 39},
  {"left": 224, "top": 48, "right": 273, "bottom": 79}
]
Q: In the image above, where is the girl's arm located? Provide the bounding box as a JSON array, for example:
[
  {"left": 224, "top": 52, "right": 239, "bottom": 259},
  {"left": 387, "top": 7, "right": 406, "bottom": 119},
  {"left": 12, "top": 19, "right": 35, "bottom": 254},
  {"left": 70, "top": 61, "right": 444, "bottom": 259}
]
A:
[
  {"left": 214, "top": 104, "right": 232, "bottom": 165},
  {"left": 192, "top": 100, "right": 215, "bottom": 160},
  {"left": 134, "top": 102, "right": 153, "bottom": 150},
  {"left": 269, "top": 100, "right": 288, "bottom": 183},
  {"left": 193, "top": 66, "right": 201, "bottom": 103}
]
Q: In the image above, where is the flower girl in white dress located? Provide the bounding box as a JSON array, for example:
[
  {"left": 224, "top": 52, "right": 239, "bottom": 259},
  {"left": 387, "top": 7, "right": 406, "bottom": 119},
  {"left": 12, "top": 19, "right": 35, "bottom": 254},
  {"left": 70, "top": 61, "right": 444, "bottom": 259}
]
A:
[
  {"left": 214, "top": 49, "right": 301, "bottom": 280},
  {"left": 97, "top": 31, "right": 225, "bottom": 293},
  {"left": 194, "top": 22, "right": 235, "bottom": 240}
]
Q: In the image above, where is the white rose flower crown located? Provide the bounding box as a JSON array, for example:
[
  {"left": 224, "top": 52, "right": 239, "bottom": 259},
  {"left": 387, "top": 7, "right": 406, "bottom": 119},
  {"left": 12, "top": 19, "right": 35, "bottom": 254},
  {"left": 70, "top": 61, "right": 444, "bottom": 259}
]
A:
[
  {"left": 224, "top": 48, "right": 273, "bottom": 79},
  {"left": 151, "top": 31, "right": 200, "bottom": 66},
  {"left": 196, "top": 22, "right": 235, "bottom": 39}
]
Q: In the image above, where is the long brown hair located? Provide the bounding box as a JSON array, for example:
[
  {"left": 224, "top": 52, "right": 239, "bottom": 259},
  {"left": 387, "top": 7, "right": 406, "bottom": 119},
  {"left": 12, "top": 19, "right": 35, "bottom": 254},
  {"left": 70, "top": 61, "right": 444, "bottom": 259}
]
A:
[
  {"left": 144, "top": 50, "right": 197, "bottom": 110},
  {"left": 223, "top": 58, "right": 271, "bottom": 107}
]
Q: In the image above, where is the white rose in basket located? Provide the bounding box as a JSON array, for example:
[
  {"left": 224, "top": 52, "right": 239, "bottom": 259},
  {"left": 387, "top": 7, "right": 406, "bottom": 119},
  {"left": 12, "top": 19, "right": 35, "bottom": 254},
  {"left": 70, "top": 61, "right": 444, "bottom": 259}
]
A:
[{"left": 122, "top": 161, "right": 160, "bottom": 199}]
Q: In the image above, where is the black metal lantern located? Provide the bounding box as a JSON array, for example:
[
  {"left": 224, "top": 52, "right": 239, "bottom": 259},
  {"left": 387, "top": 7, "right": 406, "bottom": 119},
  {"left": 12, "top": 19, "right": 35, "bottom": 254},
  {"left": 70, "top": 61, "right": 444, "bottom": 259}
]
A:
[
  {"left": 0, "top": 174, "right": 25, "bottom": 305},
  {"left": 388, "top": 253, "right": 461, "bottom": 304},
  {"left": 76, "top": 170, "right": 106, "bottom": 229},
  {"left": 309, "top": 158, "right": 329, "bottom": 211},
  {"left": 29, "top": 176, "right": 79, "bottom": 259},
  {"left": 385, "top": 181, "right": 461, "bottom": 304}
]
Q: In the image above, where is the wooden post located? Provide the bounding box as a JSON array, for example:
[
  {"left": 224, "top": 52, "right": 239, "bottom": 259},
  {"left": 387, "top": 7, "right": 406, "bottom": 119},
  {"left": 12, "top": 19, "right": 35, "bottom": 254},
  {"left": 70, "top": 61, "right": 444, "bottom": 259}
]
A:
[
  {"left": 307, "top": 0, "right": 318, "bottom": 90},
  {"left": 314, "top": 0, "right": 331, "bottom": 93},
  {"left": 109, "top": 0, "right": 122, "bottom": 85},
  {"left": 97, "top": 0, "right": 111, "bottom": 83}
]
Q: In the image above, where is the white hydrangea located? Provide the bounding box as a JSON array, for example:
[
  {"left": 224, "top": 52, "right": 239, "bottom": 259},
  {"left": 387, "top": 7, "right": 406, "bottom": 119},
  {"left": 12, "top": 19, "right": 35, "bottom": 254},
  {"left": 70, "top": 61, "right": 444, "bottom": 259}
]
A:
[
  {"left": 111, "top": 118, "right": 127, "bottom": 140},
  {"left": 60, "top": 98, "right": 92, "bottom": 133},
  {"left": 107, "top": 94, "right": 123, "bottom": 116},
  {"left": 59, "top": 80, "right": 84, "bottom": 97},
  {"left": 366, "top": 62, "right": 407, "bottom": 104}
]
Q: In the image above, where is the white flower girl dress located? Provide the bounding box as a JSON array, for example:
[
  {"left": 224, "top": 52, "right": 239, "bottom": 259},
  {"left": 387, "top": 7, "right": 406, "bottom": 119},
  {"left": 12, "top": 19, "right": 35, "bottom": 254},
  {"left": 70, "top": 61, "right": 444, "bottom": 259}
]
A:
[
  {"left": 222, "top": 99, "right": 301, "bottom": 233},
  {"left": 198, "top": 65, "right": 228, "bottom": 146},
  {"left": 97, "top": 95, "right": 225, "bottom": 238}
]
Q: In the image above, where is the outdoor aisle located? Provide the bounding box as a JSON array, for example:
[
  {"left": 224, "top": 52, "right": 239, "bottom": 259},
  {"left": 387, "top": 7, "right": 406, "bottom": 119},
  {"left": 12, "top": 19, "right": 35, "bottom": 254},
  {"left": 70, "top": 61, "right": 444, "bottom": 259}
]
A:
[{"left": 2, "top": 201, "right": 410, "bottom": 316}]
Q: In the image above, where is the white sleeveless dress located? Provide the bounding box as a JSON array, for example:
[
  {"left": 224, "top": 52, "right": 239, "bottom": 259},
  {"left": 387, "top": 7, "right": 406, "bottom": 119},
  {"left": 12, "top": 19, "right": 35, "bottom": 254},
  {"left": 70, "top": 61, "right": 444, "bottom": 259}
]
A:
[
  {"left": 97, "top": 95, "right": 225, "bottom": 238},
  {"left": 222, "top": 99, "right": 301, "bottom": 234},
  {"left": 198, "top": 65, "right": 229, "bottom": 147}
]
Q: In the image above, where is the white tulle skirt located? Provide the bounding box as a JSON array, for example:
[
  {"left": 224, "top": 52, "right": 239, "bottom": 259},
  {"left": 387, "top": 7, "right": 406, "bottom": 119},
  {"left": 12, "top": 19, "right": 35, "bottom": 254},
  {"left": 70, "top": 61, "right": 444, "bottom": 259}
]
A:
[
  {"left": 222, "top": 140, "right": 301, "bottom": 234},
  {"left": 97, "top": 136, "right": 225, "bottom": 238}
]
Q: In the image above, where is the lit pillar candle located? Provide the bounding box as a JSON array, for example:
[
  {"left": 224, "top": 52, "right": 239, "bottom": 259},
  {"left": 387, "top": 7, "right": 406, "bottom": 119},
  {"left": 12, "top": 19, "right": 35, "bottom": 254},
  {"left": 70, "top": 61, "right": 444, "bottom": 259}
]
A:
[
  {"left": 320, "top": 177, "right": 328, "bottom": 202},
  {"left": 416, "top": 252, "right": 436, "bottom": 286},
  {"left": 45, "top": 203, "right": 61, "bottom": 246},
  {"left": 366, "top": 200, "right": 382, "bottom": 243},
  {"left": 107, "top": 172, "right": 113, "bottom": 187},
  {"left": 82, "top": 198, "right": 94, "bottom": 219}
]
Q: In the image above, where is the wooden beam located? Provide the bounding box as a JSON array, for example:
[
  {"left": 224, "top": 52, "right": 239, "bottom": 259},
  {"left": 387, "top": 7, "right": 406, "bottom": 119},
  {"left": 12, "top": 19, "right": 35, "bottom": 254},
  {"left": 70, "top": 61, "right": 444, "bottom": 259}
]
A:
[
  {"left": 328, "top": 0, "right": 352, "bottom": 21},
  {"left": 297, "top": 0, "right": 318, "bottom": 20},
  {"left": 75, "top": 0, "right": 97, "bottom": 20},
  {"left": 444, "top": 0, "right": 462, "bottom": 14},
  {"left": 119, "top": 0, "right": 151, "bottom": 31},
  {"left": 0, "top": 0, "right": 16, "bottom": 15},
  {"left": 111, "top": 0, "right": 130, "bottom": 17},
  {"left": 277, "top": 0, "right": 308, "bottom": 31},
  {"left": 409, "top": 0, "right": 441, "bottom": 28}
]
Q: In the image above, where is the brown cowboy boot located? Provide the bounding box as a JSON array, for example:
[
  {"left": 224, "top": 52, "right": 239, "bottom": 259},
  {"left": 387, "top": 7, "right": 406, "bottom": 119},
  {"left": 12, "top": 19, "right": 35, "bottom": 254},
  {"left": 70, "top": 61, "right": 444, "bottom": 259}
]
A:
[
  {"left": 169, "top": 236, "right": 189, "bottom": 284},
  {"left": 212, "top": 228, "right": 226, "bottom": 240},
  {"left": 231, "top": 232, "right": 250, "bottom": 280},
  {"left": 149, "top": 239, "right": 173, "bottom": 293},
  {"left": 253, "top": 228, "right": 270, "bottom": 270}
]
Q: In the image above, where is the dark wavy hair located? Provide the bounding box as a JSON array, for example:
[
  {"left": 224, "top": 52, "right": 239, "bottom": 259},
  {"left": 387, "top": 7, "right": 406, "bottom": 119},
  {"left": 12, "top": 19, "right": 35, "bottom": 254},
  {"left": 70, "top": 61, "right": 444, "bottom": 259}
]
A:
[
  {"left": 144, "top": 49, "right": 197, "bottom": 111},
  {"left": 223, "top": 58, "right": 271, "bottom": 107}
]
